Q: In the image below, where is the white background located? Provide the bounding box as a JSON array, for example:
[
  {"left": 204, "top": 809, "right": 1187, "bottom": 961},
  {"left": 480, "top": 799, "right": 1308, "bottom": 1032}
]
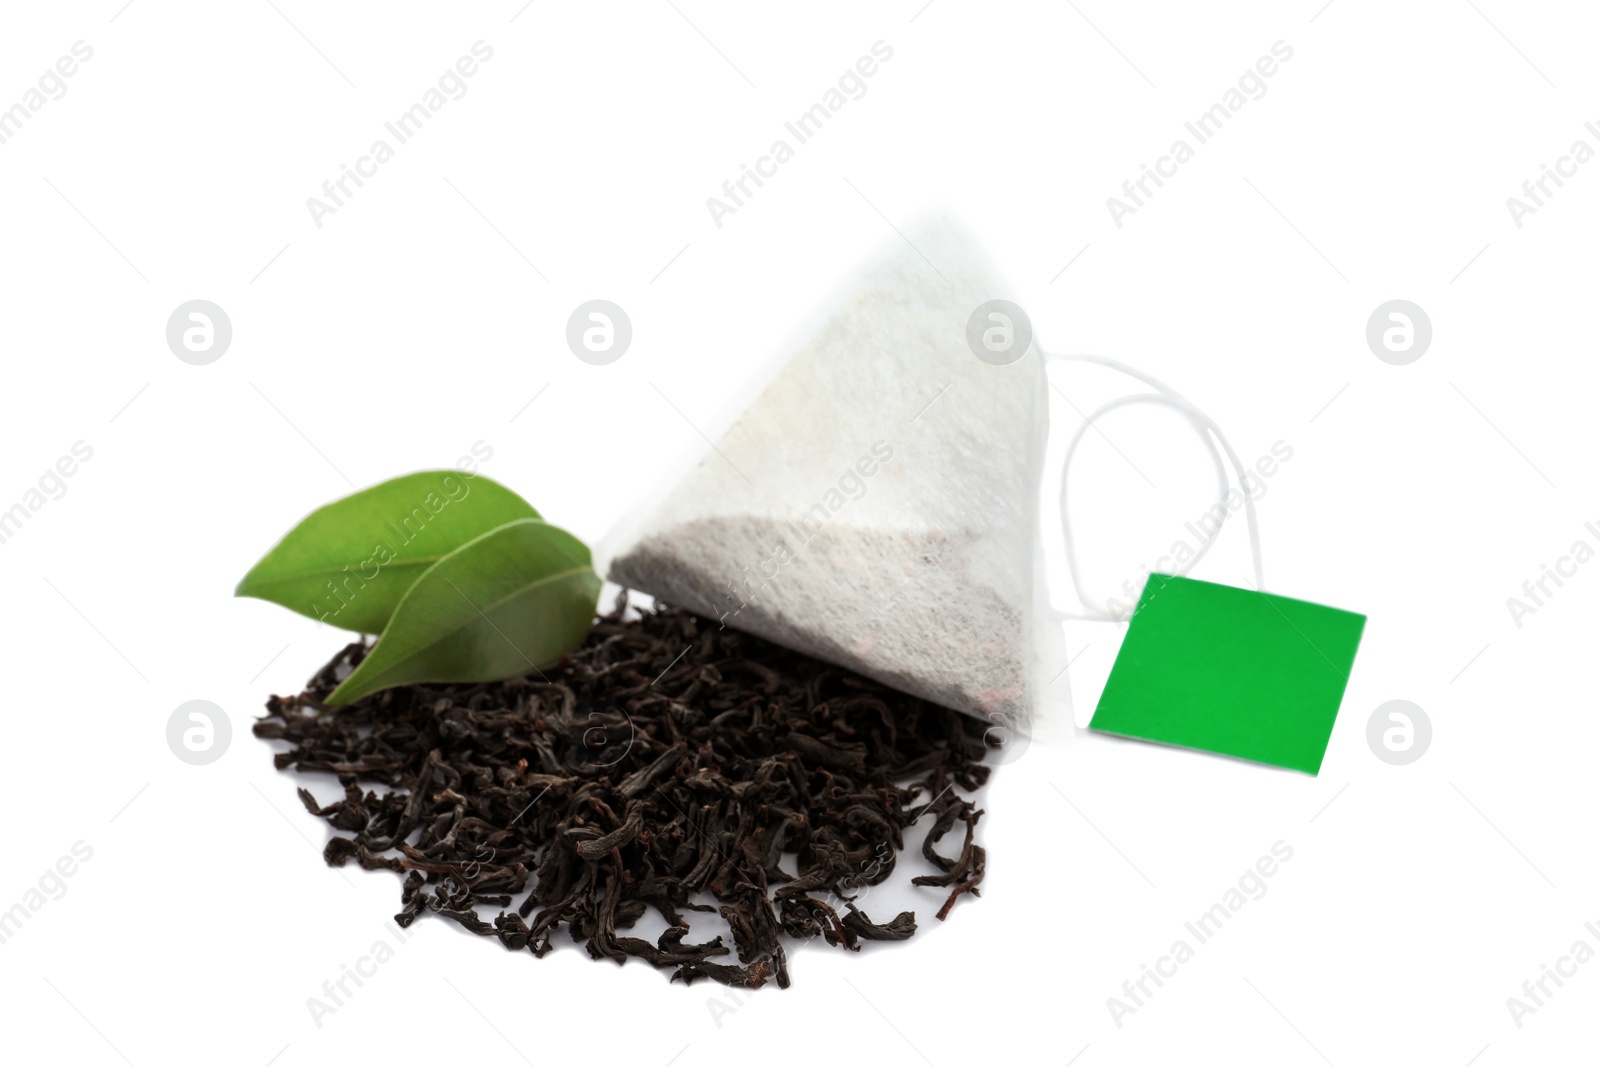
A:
[{"left": 1, "top": 2, "right": 1596, "bottom": 1064}]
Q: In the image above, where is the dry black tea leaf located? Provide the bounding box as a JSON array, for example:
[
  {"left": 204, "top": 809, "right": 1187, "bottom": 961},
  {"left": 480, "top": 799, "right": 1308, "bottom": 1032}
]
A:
[{"left": 255, "top": 593, "right": 992, "bottom": 988}]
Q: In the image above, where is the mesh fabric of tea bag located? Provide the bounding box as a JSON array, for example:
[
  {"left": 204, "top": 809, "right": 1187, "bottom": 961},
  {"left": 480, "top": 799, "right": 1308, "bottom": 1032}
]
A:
[{"left": 602, "top": 220, "right": 1068, "bottom": 739}]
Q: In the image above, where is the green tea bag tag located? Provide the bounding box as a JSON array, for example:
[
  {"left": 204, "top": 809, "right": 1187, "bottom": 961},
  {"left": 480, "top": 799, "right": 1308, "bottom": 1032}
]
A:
[{"left": 1088, "top": 574, "right": 1366, "bottom": 774}]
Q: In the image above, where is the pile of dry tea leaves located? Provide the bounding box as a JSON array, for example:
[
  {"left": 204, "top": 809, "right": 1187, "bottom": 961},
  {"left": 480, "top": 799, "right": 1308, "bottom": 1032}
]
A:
[{"left": 256, "top": 595, "right": 991, "bottom": 988}]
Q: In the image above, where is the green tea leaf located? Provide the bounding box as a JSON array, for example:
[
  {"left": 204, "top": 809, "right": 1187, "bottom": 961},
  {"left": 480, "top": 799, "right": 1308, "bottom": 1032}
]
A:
[
  {"left": 236, "top": 471, "right": 539, "bottom": 634},
  {"left": 325, "top": 518, "right": 601, "bottom": 706}
]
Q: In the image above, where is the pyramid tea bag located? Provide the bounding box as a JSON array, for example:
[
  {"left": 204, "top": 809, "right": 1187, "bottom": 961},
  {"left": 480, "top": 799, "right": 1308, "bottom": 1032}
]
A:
[{"left": 602, "top": 221, "right": 1068, "bottom": 739}]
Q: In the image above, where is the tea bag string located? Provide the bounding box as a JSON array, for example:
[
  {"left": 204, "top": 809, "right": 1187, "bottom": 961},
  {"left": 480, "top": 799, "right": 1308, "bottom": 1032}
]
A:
[{"left": 1043, "top": 351, "right": 1265, "bottom": 622}]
